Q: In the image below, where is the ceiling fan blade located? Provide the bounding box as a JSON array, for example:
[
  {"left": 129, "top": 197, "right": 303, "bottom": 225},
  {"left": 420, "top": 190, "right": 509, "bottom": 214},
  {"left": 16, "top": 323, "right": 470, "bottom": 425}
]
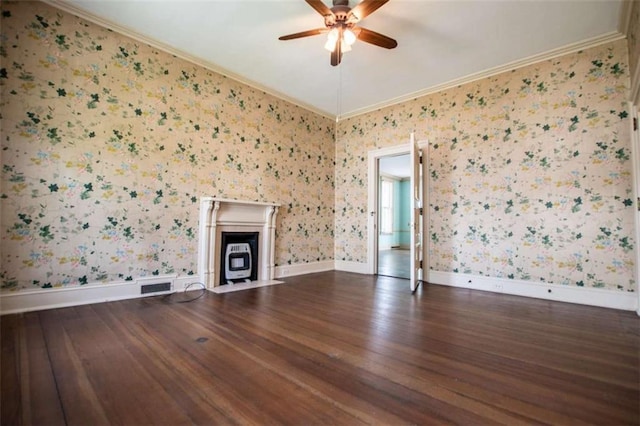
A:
[
  {"left": 305, "top": 0, "right": 333, "bottom": 17},
  {"left": 347, "top": 0, "right": 390, "bottom": 23},
  {"left": 355, "top": 27, "right": 397, "bottom": 49},
  {"left": 279, "top": 28, "right": 328, "bottom": 40}
]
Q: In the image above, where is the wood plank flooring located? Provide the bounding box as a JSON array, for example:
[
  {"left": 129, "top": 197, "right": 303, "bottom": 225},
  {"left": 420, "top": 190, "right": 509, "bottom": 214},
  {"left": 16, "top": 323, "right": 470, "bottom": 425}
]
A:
[{"left": 2, "top": 271, "right": 639, "bottom": 425}]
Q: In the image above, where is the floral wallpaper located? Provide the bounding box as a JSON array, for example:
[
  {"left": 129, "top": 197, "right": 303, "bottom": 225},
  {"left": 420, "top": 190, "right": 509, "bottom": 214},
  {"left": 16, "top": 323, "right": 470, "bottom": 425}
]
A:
[
  {"left": 335, "top": 40, "right": 636, "bottom": 292},
  {"left": 0, "top": 1, "right": 335, "bottom": 291},
  {"left": 0, "top": 1, "right": 636, "bottom": 295}
]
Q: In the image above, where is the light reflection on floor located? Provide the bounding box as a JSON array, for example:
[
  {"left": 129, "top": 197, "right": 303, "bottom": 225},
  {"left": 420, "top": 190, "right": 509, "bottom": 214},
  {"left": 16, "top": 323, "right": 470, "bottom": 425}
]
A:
[{"left": 377, "top": 248, "right": 410, "bottom": 279}]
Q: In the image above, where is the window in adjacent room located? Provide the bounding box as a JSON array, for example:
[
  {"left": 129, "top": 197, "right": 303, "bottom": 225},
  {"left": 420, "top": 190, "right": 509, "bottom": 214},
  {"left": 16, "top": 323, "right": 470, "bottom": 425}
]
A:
[{"left": 380, "top": 178, "right": 393, "bottom": 234}]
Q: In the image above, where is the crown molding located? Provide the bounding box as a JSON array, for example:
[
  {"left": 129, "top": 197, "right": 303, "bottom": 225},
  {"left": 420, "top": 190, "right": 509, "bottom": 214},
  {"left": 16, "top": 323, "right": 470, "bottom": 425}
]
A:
[
  {"left": 339, "top": 32, "right": 626, "bottom": 121},
  {"left": 632, "top": 61, "right": 640, "bottom": 107},
  {"left": 41, "top": 0, "right": 335, "bottom": 121},
  {"left": 619, "top": 0, "right": 634, "bottom": 35}
]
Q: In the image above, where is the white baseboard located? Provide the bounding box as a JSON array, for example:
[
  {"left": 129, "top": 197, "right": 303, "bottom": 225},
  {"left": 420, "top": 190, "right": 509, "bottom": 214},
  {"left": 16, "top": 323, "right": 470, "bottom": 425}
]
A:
[
  {"left": 2, "top": 267, "right": 636, "bottom": 314},
  {"left": 334, "top": 260, "right": 370, "bottom": 275},
  {"left": 0, "top": 275, "right": 204, "bottom": 315},
  {"left": 0, "top": 260, "right": 334, "bottom": 314},
  {"left": 274, "top": 260, "right": 334, "bottom": 278},
  {"left": 427, "top": 271, "right": 638, "bottom": 312}
]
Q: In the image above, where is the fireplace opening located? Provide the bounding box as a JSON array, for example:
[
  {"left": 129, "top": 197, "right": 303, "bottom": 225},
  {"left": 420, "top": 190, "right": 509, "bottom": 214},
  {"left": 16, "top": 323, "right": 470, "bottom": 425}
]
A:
[{"left": 220, "top": 232, "right": 259, "bottom": 285}]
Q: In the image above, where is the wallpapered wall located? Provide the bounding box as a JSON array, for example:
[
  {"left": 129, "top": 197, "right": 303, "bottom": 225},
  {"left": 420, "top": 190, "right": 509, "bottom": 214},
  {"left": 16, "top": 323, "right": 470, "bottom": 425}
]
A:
[
  {"left": 335, "top": 40, "right": 636, "bottom": 292},
  {"left": 0, "top": 2, "right": 636, "bottom": 295},
  {"left": 0, "top": 1, "right": 335, "bottom": 291}
]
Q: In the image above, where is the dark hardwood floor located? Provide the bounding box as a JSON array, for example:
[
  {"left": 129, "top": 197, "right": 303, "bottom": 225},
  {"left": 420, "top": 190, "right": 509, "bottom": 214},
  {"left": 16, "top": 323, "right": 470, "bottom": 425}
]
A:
[{"left": 2, "top": 271, "right": 639, "bottom": 425}]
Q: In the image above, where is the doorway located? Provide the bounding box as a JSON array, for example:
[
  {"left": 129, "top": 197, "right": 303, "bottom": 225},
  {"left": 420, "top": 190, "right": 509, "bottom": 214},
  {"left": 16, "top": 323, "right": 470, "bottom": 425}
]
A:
[
  {"left": 377, "top": 154, "right": 411, "bottom": 279},
  {"left": 367, "top": 138, "right": 428, "bottom": 291}
]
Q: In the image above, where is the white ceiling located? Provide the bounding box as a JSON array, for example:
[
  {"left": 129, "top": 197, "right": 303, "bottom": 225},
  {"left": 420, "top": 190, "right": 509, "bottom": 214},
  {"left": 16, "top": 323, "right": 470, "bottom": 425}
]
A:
[
  {"left": 380, "top": 154, "right": 410, "bottom": 178},
  {"left": 49, "top": 0, "right": 626, "bottom": 120}
]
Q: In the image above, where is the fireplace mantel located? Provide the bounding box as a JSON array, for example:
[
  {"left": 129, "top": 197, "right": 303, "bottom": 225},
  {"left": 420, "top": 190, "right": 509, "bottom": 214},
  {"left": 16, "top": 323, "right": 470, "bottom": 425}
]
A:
[{"left": 198, "top": 198, "right": 280, "bottom": 288}]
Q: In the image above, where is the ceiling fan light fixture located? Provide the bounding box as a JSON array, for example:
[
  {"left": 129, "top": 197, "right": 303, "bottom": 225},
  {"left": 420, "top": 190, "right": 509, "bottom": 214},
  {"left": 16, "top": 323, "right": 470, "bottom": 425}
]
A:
[
  {"left": 325, "top": 27, "right": 355, "bottom": 53},
  {"left": 343, "top": 28, "right": 356, "bottom": 45},
  {"left": 328, "top": 28, "right": 340, "bottom": 42},
  {"left": 324, "top": 27, "right": 340, "bottom": 51},
  {"left": 324, "top": 38, "right": 336, "bottom": 52}
]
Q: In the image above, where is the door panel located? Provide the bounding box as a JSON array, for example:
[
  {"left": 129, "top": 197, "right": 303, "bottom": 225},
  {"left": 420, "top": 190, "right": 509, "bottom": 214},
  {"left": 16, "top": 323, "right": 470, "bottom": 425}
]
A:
[{"left": 409, "top": 133, "right": 422, "bottom": 292}]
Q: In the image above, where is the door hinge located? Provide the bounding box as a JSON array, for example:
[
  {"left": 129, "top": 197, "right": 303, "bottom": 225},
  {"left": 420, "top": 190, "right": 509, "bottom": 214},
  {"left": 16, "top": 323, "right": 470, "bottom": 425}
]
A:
[
  {"left": 419, "top": 207, "right": 423, "bottom": 215},
  {"left": 419, "top": 260, "right": 423, "bottom": 269},
  {"left": 634, "top": 117, "right": 638, "bottom": 131},
  {"left": 419, "top": 154, "right": 423, "bottom": 164}
]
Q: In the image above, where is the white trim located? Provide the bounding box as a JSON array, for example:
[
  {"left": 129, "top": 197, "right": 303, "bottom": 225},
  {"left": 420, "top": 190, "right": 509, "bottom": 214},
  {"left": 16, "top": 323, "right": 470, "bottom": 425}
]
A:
[
  {"left": 274, "top": 260, "right": 334, "bottom": 278},
  {"left": 631, "top": 59, "right": 640, "bottom": 107},
  {"left": 42, "top": 0, "right": 334, "bottom": 120},
  {"left": 628, "top": 102, "right": 640, "bottom": 316},
  {"left": 0, "top": 260, "right": 329, "bottom": 314},
  {"left": 427, "top": 271, "right": 638, "bottom": 312},
  {"left": 334, "top": 260, "right": 369, "bottom": 275},
  {"left": 367, "top": 141, "right": 430, "bottom": 276},
  {"left": 619, "top": 0, "right": 634, "bottom": 35},
  {"left": 367, "top": 144, "right": 413, "bottom": 275},
  {"left": 379, "top": 177, "right": 395, "bottom": 234},
  {"left": 0, "top": 275, "right": 206, "bottom": 315},
  {"left": 378, "top": 242, "right": 393, "bottom": 251},
  {"left": 423, "top": 140, "right": 431, "bottom": 276},
  {"left": 198, "top": 197, "right": 279, "bottom": 289},
  {"left": 380, "top": 172, "right": 406, "bottom": 181},
  {"left": 409, "top": 132, "right": 421, "bottom": 290},
  {"left": 340, "top": 32, "right": 625, "bottom": 120},
  {"left": 3, "top": 268, "right": 636, "bottom": 314}
]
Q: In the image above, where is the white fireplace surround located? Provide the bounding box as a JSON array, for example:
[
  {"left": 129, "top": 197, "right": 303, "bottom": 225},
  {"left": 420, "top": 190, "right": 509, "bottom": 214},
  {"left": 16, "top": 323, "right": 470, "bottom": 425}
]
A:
[{"left": 198, "top": 197, "right": 280, "bottom": 288}]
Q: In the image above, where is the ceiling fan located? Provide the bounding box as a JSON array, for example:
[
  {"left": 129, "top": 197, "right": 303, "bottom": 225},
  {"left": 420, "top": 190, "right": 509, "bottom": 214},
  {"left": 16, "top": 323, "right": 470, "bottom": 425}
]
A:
[{"left": 279, "top": 0, "right": 398, "bottom": 66}]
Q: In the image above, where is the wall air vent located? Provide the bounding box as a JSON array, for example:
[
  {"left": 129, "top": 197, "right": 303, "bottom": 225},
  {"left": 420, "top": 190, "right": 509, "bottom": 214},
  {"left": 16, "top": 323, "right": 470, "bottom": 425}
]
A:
[{"left": 140, "top": 282, "right": 172, "bottom": 294}]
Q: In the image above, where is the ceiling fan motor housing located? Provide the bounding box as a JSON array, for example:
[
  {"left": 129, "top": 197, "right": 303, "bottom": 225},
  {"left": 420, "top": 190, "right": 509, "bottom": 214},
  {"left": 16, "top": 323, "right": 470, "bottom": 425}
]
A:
[{"left": 325, "top": 5, "right": 351, "bottom": 26}]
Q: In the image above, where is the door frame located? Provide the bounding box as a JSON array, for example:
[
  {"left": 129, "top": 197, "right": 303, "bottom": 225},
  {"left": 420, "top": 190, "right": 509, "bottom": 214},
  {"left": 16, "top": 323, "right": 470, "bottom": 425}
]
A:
[
  {"left": 367, "top": 140, "right": 429, "bottom": 276},
  {"left": 628, "top": 101, "right": 640, "bottom": 315}
]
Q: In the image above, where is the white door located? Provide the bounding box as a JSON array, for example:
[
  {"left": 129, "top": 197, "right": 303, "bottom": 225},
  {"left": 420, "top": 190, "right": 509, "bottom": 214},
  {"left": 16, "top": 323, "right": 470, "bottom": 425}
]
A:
[
  {"left": 630, "top": 102, "right": 640, "bottom": 314},
  {"left": 409, "top": 133, "right": 423, "bottom": 292}
]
